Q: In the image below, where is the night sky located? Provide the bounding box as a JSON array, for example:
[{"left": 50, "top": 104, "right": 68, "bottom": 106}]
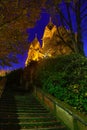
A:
[
  {"left": 26, "top": 2, "right": 87, "bottom": 57},
  {"left": 2, "top": 10, "right": 51, "bottom": 70},
  {"left": 27, "top": 9, "right": 51, "bottom": 44},
  {"left": 2, "top": 2, "right": 87, "bottom": 70}
]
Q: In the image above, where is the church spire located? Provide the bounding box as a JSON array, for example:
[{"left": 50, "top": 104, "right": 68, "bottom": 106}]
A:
[
  {"left": 49, "top": 17, "right": 52, "bottom": 23},
  {"left": 35, "top": 33, "right": 37, "bottom": 38},
  {"left": 34, "top": 33, "right": 38, "bottom": 41},
  {"left": 47, "top": 17, "right": 54, "bottom": 30}
]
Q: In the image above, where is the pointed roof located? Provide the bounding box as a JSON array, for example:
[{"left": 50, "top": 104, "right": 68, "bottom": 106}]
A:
[
  {"left": 47, "top": 17, "right": 54, "bottom": 30},
  {"left": 32, "top": 34, "right": 38, "bottom": 45},
  {"left": 30, "top": 33, "right": 41, "bottom": 49}
]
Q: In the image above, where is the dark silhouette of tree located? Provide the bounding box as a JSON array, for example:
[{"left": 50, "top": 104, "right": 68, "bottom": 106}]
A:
[
  {"left": 44, "top": 0, "right": 87, "bottom": 55},
  {"left": 0, "top": 0, "right": 86, "bottom": 67},
  {"left": 0, "top": 0, "right": 45, "bottom": 67}
]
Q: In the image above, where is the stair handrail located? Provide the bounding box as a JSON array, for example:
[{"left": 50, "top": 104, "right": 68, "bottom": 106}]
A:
[{"left": 34, "top": 87, "right": 87, "bottom": 130}]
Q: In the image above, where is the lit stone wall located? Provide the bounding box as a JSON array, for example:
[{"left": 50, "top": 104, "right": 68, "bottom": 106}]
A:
[
  {"left": 25, "top": 21, "right": 73, "bottom": 66},
  {"left": 34, "top": 88, "right": 87, "bottom": 130}
]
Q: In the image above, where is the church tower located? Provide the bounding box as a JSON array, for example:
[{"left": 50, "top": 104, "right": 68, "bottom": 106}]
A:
[
  {"left": 42, "top": 17, "right": 57, "bottom": 57},
  {"left": 25, "top": 17, "right": 72, "bottom": 66},
  {"left": 25, "top": 34, "right": 43, "bottom": 66}
]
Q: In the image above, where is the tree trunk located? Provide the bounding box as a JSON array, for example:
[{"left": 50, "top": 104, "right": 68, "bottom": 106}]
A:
[{"left": 75, "top": 0, "right": 84, "bottom": 55}]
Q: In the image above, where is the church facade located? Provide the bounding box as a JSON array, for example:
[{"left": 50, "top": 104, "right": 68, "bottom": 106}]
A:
[
  {"left": 25, "top": 36, "right": 44, "bottom": 66},
  {"left": 25, "top": 19, "right": 72, "bottom": 66}
]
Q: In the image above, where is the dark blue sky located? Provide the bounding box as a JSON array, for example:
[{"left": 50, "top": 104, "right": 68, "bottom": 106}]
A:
[
  {"left": 3, "top": 10, "right": 51, "bottom": 70},
  {"left": 27, "top": 10, "right": 50, "bottom": 45},
  {"left": 27, "top": 6, "right": 87, "bottom": 56},
  {"left": 2, "top": 2, "right": 87, "bottom": 70}
]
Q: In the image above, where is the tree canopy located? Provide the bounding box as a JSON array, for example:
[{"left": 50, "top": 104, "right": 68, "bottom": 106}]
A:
[
  {"left": 45, "top": 0, "right": 87, "bottom": 55},
  {"left": 0, "top": 0, "right": 86, "bottom": 67},
  {"left": 0, "top": 0, "right": 45, "bottom": 67}
]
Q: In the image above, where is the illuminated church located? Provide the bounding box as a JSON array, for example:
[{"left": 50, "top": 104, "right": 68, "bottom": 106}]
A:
[
  {"left": 25, "top": 18, "right": 72, "bottom": 66},
  {"left": 25, "top": 34, "right": 44, "bottom": 66}
]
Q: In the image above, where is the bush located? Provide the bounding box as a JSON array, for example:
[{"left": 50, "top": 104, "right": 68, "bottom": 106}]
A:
[{"left": 34, "top": 54, "right": 87, "bottom": 114}]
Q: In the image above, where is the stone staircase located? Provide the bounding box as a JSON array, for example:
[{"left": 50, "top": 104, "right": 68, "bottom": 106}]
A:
[{"left": 0, "top": 89, "right": 68, "bottom": 130}]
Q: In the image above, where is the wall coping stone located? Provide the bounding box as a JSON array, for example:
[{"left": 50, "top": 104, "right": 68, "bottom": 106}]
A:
[{"left": 34, "top": 87, "right": 87, "bottom": 129}]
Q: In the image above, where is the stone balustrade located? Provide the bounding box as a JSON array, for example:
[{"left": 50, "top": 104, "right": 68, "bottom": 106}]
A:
[{"left": 33, "top": 87, "right": 87, "bottom": 130}]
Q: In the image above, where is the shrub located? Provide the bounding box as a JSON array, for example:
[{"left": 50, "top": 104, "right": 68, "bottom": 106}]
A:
[{"left": 34, "top": 54, "right": 87, "bottom": 114}]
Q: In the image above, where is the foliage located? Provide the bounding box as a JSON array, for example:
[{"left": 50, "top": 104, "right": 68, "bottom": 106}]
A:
[
  {"left": 0, "top": 0, "right": 86, "bottom": 66},
  {"left": 34, "top": 54, "right": 87, "bottom": 114},
  {"left": 0, "top": 0, "right": 87, "bottom": 66},
  {"left": 0, "top": 0, "right": 46, "bottom": 66},
  {"left": 45, "top": 0, "right": 87, "bottom": 54}
]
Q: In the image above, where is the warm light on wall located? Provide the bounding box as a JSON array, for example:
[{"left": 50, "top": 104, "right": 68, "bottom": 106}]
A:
[{"left": 25, "top": 18, "right": 72, "bottom": 66}]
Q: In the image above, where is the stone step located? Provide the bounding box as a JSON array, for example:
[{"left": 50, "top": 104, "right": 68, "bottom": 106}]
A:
[
  {"left": 0, "top": 89, "right": 68, "bottom": 130},
  {"left": 0, "top": 107, "right": 47, "bottom": 110},
  {"left": 0, "top": 125, "right": 66, "bottom": 130},
  {"left": 0, "top": 121, "right": 65, "bottom": 129},
  {"left": 0, "top": 112, "right": 53, "bottom": 117},
  {"left": 0, "top": 109, "right": 49, "bottom": 112}
]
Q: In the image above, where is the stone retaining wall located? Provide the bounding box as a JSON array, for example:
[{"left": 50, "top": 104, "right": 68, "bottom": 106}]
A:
[{"left": 33, "top": 87, "right": 87, "bottom": 130}]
